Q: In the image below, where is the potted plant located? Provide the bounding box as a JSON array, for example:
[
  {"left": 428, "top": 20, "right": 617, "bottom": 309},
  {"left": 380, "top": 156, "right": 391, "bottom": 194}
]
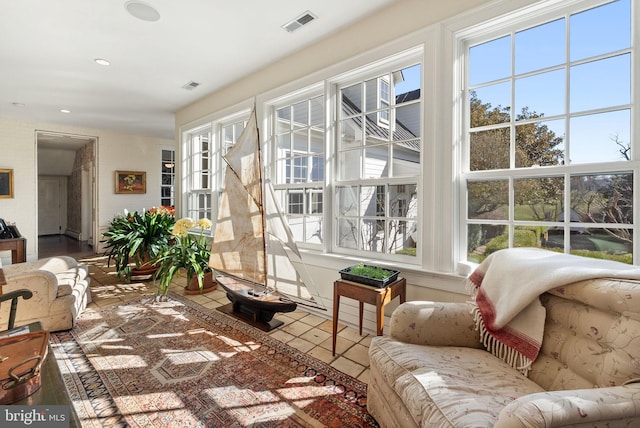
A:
[
  {"left": 153, "top": 217, "right": 216, "bottom": 300},
  {"left": 339, "top": 263, "right": 400, "bottom": 288},
  {"left": 101, "top": 206, "right": 175, "bottom": 282}
]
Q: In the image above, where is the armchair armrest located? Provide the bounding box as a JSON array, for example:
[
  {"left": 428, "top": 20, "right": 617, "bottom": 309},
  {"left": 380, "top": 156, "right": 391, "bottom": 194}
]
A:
[
  {"left": 494, "top": 384, "right": 640, "bottom": 427},
  {"left": 389, "top": 301, "right": 482, "bottom": 348},
  {"left": 2, "top": 270, "right": 59, "bottom": 303},
  {"left": 1, "top": 256, "right": 78, "bottom": 276}
]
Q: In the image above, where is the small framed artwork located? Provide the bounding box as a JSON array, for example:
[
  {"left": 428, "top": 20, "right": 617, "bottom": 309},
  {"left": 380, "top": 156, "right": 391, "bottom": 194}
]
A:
[
  {"left": 115, "top": 170, "right": 146, "bottom": 194},
  {"left": 0, "top": 169, "right": 14, "bottom": 199}
]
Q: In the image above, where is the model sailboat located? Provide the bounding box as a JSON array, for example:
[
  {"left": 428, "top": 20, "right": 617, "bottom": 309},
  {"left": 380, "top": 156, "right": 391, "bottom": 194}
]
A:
[{"left": 208, "top": 107, "right": 322, "bottom": 331}]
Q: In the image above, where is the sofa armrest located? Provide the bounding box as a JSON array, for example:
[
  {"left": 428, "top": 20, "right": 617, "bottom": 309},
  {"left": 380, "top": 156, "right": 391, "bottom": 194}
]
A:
[
  {"left": 1, "top": 256, "right": 78, "bottom": 276},
  {"left": 494, "top": 384, "right": 640, "bottom": 427},
  {"left": 389, "top": 301, "right": 482, "bottom": 348},
  {"left": 3, "top": 270, "right": 59, "bottom": 303}
]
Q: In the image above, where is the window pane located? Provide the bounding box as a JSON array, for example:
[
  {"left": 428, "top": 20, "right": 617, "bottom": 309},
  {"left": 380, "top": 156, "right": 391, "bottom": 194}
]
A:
[
  {"left": 338, "top": 149, "right": 361, "bottom": 180},
  {"left": 392, "top": 140, "right": 421, "bottom": 177},
  {"left": 389, "top": 184, "right": 417, "bottom": 218},
  {"left": 515, "top": 19, "right": 565, "bottom": 74},
  {"left": 515, "top": 119, "right": 565, "bottom": 168},
  {"left": 395, "top": 64, "right": 421, "bottom": 99},
  {"left": 394, "top": 103, "right": 421, "bottom": 140},
  {"left": 570, "top": 0, "right": 630, "bottom": 62},
  {"left": 570, "top": 173, "right": 632, "bottom": 225},
  {"left": 287, "top": 191, "right": 304, "bottom": 214},
  {"left": 292, "top": 101, "right": 308, "bottom": 127},
  {"left": 569, "top": 110, "right": 630, "bottom": 164},
  {"left": 361, "top": 186, "right": 384, "bottom": 217},
  {"left": 469, "top": 36, "right": 511, "bottom": 86},
  {"left": 288, "top": 216, "right": 304, "bottom": 242},
  {"left": 340, "top": 119, "right": 362, "bottom": 149},
  {"left": 342, "top": 83, "right": 362, "bottom": 115},
  {"left": 570, "top": 54, "right": 630, "bottom": 112},
  {"left": 293, "top": 130, "right": 308, "bottom": 152},
  {"left": 515, "top": 69, "right": 565, "bottom": 119},
  {"left": 470, "top": 127, "right": 510, "bottom": 171},
  {"left": 364, "top": 146, "right": 389, "bottom": 179},
  {"left": 513, "top": 226, "right": 544, "bottom": 248},
  {"left": 471, "top": 83, "right": 511, "bottom": 126},
  {"left": 570, "top": 228, "right": 632, "bottom": 263},
  {"left": 310, "top": 156, "right": 323, "bottom": 182},
  {"left": 366, "top": 113, "right": 389, "bottom": 145},
  {"left": 337, "top": 186, "right": 358, "bottom": 216},
  {"left": 305, "top": 216, "right": 323, "bottom": 244},
  {"left": 467, "top": 180, "right": 508, "bottom": 220},
  {"left": 337, "top": 218, "right": 358, "bottom": 249},
  {"left": 309, "top": 190, "right": 323, "bottom": 214},
  {"left": 310, "top": 97, "right": 324, "bottom": 128},
  {"left": 467, "top": 224, "right": 508, "bottom": 263},
  {"left": 365, "top": 77, "right": 382, "bottom": 112},
  {"left": 361, "top": 219, "right": 385, "bottom": 252},
  {"left": 514, "top": 177, "right": 563, "bottom": 221},
  {"left": 388, "top": 220, "right": 417, "bottom": 256}
]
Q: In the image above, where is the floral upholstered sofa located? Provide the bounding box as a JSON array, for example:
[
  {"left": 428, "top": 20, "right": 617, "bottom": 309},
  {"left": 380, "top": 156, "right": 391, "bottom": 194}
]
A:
[
  {"left": 0, "top": 256, "right": 91, "bottom": 331},
  {"left": 368, "top": 249, "right": 640, "bottom": 427}
]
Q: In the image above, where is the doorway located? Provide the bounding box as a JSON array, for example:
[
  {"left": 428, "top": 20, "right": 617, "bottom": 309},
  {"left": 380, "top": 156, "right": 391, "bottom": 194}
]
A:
[{"left": 36, "top": 131, "right": 97, "bottom": 256}]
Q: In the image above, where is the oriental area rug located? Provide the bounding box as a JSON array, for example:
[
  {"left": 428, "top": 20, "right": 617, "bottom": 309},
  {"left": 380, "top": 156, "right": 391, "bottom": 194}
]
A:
[{"left": 50, "top": 293, "right": 377, "bottom": 427}]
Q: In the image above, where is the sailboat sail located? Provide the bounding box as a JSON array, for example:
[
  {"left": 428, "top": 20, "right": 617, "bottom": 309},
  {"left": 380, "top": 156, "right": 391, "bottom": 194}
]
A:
[{"left": 208, "top": 108, "right": 323, "bottom": 309}]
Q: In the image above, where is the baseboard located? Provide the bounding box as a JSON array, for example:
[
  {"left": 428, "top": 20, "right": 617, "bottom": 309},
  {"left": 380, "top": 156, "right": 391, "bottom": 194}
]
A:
[{"left": 65, "top": 230, "right": 81, "bottom": 240}]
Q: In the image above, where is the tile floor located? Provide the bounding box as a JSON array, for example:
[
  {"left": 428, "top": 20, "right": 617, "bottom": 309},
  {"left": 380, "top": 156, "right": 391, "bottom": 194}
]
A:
[{"left": 80, "top": 254, "right": 373, "bottom": 384}]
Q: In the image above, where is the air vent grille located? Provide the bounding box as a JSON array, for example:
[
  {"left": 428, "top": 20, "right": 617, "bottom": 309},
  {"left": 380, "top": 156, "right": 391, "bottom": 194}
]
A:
[
  {"left": 282, "top": 11, "right": 317, "bottom": 33},
  {"left": 182, "top": 81, "right": 200, "bottom": 90}
]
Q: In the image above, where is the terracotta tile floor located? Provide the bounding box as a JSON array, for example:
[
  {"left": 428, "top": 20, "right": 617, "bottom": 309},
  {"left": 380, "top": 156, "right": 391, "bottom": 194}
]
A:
[{"left": 76, "top": 254, "right": 373, "bottom": 383}]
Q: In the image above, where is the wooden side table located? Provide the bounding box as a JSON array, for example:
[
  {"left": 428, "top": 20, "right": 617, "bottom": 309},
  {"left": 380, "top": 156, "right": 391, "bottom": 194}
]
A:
[
  {"left": 332, "top": 277, "right": 406, "bottom": 356},
  {"left": 0, "top": 237, "right": 27, "bottom": 264}
]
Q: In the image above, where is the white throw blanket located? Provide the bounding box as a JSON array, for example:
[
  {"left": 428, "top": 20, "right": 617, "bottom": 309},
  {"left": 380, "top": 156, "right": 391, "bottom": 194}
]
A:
[{"left": 467, "top": 248, "right": 640, "bottom": 376}]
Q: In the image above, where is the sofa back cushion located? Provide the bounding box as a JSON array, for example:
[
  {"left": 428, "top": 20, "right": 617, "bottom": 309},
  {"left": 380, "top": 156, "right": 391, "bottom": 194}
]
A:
[{"left": 528, "top": 278, "right": 640, "bottom": 391}]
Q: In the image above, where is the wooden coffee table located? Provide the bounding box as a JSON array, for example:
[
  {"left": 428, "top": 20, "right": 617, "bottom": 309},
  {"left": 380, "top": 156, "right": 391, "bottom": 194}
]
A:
[{"left": 332, "top": 277, "right": 406, "bottom": 356}]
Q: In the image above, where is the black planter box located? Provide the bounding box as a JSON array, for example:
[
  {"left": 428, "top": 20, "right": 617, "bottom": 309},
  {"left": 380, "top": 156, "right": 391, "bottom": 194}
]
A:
[{"left": 339, "top": 265, "right": 400, "bottom": 288}]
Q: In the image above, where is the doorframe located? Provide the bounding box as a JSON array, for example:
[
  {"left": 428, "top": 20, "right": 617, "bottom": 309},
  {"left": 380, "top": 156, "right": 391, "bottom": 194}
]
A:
[{"left": 35, "top": 131, "right": 99, "bottom": 254}]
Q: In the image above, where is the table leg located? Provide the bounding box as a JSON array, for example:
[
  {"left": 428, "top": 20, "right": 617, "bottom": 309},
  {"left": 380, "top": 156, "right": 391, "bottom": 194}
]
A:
[
  {"left": 332, "top": 287, "right": 340, "bottom": 356},
  {"left": 376, "top": 295, "right": 384, "bottom": 336},
  {"left": 359, "top": 302, "right": 364, "bottom": 335}
]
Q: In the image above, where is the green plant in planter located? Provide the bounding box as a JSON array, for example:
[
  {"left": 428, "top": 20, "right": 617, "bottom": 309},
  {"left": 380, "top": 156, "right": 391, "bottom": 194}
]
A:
[
  {"left": 348, "top": 264, "right": 395, "bottom": 279},
  {"left": 153, "top": 217, "right": 213, "bottom": 299},
  {"left": 101, "top": 206, "right": 175, "bottom": 282}
]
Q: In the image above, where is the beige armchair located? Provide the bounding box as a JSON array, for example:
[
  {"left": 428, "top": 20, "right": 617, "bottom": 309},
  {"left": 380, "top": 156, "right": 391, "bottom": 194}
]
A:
[{"left": 0, "top": 256, "right": 91, "bottom": 331}]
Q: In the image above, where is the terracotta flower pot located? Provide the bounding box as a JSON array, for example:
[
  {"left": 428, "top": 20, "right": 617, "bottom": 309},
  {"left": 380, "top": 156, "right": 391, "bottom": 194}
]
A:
[{"left": 184, "top": 270, "right": 217, "bottom": 295}]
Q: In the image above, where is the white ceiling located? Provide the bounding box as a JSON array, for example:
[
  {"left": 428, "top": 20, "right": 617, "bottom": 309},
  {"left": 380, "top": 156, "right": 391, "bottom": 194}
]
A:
[{"left": 1, "top": 0, "right": 397, "bottom": 147}]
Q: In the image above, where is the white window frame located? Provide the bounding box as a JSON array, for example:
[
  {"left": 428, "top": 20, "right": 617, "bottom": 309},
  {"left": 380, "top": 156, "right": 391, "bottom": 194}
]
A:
[{"left": 454, "top": 0, "right": 637, "bottom": 264}]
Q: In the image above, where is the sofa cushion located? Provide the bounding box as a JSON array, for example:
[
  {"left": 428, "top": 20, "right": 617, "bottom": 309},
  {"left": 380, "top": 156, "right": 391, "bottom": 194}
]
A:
[{"left": 370, "top": 336, "right": 545, "bottom": 427}]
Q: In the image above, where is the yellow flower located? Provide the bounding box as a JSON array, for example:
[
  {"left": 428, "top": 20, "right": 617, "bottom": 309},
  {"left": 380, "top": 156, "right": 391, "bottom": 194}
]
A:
[
  {"left": 198, "top": 218, "right": 212, "bottom": 230},
  {"left": 172, "top": 217, "right": 195, "bottom": 237}
]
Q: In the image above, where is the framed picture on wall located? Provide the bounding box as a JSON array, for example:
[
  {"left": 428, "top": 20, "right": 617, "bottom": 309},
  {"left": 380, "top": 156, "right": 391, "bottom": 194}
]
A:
[
  {"left": 115, "top": 170, "right": 146, "bottom": 194},
  {"left": 0, "top": 169, "right": 14, "bottom": 198}
]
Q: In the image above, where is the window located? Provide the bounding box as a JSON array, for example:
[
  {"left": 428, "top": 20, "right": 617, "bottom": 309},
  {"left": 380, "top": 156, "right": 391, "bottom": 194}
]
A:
[
  {"left": 185, "top": 127, "right": 213, "bottom": 221},
  {"left": 336, "top": 63, "right": 421, "bottom": 257},
  {"left": 273, "top": 96, "right": 325, "bottom": 245},
  {"left": 160, "top": 149, "right": 175, "bottom": 207},
  {"left": 462, "top": 0, "right": 633, "bottom": 263}
]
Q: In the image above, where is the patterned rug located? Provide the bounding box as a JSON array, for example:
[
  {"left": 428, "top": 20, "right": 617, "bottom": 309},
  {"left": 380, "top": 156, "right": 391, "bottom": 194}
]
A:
[{"left": 51, "top": 293, "right": 377, "bottom": 427}]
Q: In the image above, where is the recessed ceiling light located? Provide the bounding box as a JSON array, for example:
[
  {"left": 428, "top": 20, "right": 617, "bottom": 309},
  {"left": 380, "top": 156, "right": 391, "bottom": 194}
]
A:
[
  {"left": 94, "top": 58, "right": 111, "bottom": 66},
  {"left": 60, "top": 109, "right": 71, "bottom": 114},
  {"left": 124, "top": 1, "right": 160, "bottom": 22}
]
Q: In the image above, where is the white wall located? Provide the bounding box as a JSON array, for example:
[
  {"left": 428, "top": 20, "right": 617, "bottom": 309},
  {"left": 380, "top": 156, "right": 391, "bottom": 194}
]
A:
[{"left": 0, "top": 117, "right": 175, "bottom": 263}]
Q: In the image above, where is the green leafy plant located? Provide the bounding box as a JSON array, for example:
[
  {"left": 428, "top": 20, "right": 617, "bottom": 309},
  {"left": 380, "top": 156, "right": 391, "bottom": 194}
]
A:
[
  {"left": 153, "top": 217, "right": 213, "bottom": 299},
  {"left": 347, "top": 264, "right": 395, "bottom": 279},
  {"left": 101, "top": 207, "right": 175, "bottom": 282}
]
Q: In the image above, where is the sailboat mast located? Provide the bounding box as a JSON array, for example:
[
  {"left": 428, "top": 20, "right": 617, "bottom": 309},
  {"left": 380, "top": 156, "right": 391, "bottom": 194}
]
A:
[{"left": 255, "top": 116, "right": 269, "bottom": 289}]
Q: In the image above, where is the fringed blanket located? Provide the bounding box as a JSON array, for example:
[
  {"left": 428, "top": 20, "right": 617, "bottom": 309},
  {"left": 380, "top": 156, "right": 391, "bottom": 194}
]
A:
[{"left": 467, "top": 248, "right": 640, "bottom": 376}]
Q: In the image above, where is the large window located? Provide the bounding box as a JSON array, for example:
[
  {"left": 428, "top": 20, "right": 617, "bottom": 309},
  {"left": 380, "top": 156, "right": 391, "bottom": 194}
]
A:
[
  {"left": 273, "top": 96, "right": 325, "bottom": 246},
  {"left": 462, "top": 0, "right": 633, "bottom": 263},
  {"left": 336, "top": 63, "right": 421, "bottom": 257}
]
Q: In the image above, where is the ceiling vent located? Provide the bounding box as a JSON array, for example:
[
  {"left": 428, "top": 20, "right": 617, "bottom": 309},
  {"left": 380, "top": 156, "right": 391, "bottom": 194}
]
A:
[
  {"left": 182, "top": 81, "right": 200, "bottom": 90},
  {"left": 282, "top": 11, "right": 317, "bottom": 33}
]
